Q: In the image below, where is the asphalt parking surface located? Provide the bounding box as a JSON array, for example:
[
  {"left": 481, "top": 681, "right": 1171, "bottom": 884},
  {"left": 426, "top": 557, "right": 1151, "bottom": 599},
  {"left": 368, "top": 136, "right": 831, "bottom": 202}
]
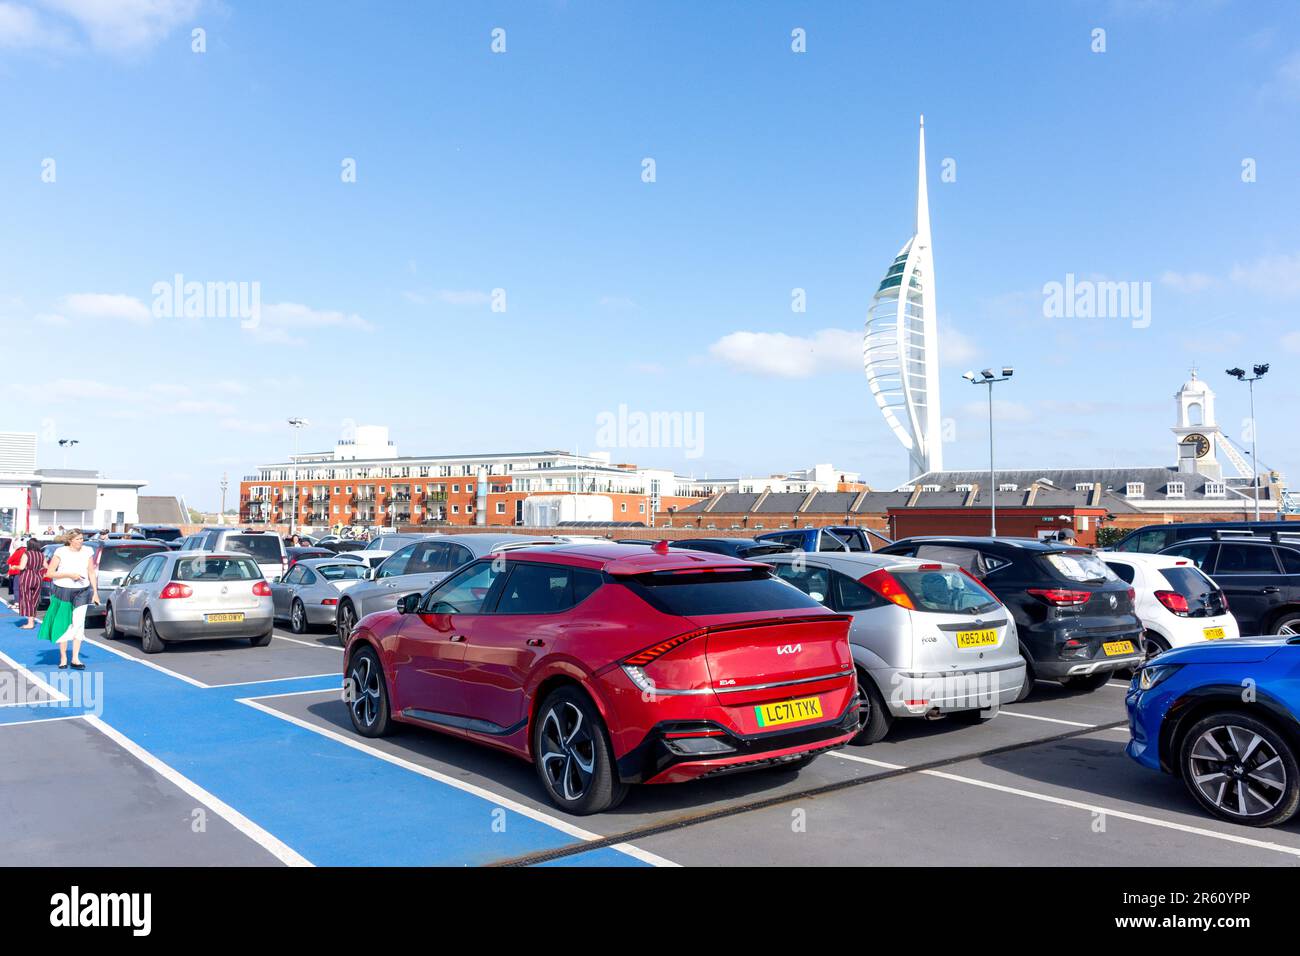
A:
[{"left": 4, "top": 598, "right": 1299, "bottom": 867}]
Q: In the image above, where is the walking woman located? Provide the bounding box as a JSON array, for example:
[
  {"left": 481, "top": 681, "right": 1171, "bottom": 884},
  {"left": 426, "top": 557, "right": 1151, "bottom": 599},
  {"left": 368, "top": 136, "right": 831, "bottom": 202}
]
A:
[
  {"left": 13, "top": 538, "right": 46, "bottom": 629},
  {"left": 38, "top": 531, "right": 98, "bottom": 669}
]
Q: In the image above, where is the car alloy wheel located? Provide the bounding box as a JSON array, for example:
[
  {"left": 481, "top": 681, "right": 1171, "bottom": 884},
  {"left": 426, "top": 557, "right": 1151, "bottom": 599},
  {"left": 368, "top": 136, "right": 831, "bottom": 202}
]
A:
[
  {"left": 103, "top": 605, "right": 118, "bottom": 640},
  {"left": 539, "top": 700, "right": 596, "bottom": 802},
  {"left": 1183, "top": 717, "right": 1298, "bottom": 825},
  {"left": 1273, "top": 613, "right": 1300, "bottom": 636},
  {"left": 346, "top": 648, "right": 391, "bottom": 736},
  {"left": 336, "top": 602, "right": 355, "bottom": 646},
  {"left": 291, "top": 599, "right": 306, "bottom": 634}
]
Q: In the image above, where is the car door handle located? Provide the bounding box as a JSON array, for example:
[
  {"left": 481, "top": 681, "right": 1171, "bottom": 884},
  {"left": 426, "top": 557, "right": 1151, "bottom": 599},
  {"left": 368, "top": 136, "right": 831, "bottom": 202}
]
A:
[
  {"left": 449, "top": 634, "right": 467, "bottom": 642},
  {"left": 526, "top": 638, "right": 544, "bottom": 647}
]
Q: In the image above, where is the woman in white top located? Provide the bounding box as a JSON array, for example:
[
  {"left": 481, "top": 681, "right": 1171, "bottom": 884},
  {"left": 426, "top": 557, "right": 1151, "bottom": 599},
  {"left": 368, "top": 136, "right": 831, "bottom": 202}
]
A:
[{"left": 37, "top": 530, "right": 99, "bottom": 669}]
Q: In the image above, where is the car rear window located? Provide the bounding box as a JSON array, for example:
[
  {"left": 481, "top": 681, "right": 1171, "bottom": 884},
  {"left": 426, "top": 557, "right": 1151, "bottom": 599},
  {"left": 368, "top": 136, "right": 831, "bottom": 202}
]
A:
[
  {"left": 891, "top": 568, "right": 1000, "bottom": 614},
  {"left": 1159, "top": 566, "right": 1218, "bottom": 599},
  {"left": 624, "top": 568, "right": 823, "bottom": 616},
  {"left": 98, "top": 547, "right": 165, "bottom": 572},
  {"left": 317, "top": 563, "right": 369, "bottom": 581},
  {"left": 141, "top": 528, "right": 181, "bottom": 541},
  {"left": 223, "top": 535, "right": 282, "bottom": 563},
  {"left": 173, "top": 557, "right": 261, "bottom": 581},
  {"left": 1042, "top": 551, "right": 1113, "bottom": 584}
]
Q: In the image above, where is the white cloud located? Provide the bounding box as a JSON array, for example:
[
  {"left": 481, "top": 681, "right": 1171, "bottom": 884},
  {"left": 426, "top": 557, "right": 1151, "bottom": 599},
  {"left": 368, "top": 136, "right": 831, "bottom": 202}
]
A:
[
  {"left": 708, "top": 328, "right": 859, "bottom": 378},
  {"left": 597, "top": 295, "right": 638, "bottom": 311},
  {"left": 62, "top": 292, "right": 152, "bottom": 324},
  {"left": 1261, "top": 50, "right": 1300, "bottom": 101},
  {"left": 39, "top": 0, "right": 200, "bottom": 53},
  {"left": 1229, "top": 252, "right": 1300, "bottom": 298},
  {"left": 0, "top": 1, "right": 73, "bottom": 49},
  {"left": 36, "top": 312, "right": 69, "bottom": 326},
  {"left": 1160, "top": 270, "right": 1216, "bottom": 293},
  {"left": 247, "top": 301, "right": 374, "bottom": 345},
  {"left": 938, "top": 321, "right": 977, "bottom": 366}
]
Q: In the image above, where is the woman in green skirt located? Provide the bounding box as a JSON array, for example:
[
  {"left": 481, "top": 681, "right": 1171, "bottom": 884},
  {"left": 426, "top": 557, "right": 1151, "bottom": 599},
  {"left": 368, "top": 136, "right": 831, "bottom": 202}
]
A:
[{"left": 38, "top": 530, "right": 99, "bottom": 670}]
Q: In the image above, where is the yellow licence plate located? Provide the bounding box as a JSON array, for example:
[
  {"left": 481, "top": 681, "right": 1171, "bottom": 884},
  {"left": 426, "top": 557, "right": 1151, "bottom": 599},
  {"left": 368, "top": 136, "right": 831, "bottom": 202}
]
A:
[
  {"left": 1103, "top": 640, "right": 1136, "bottom": 657},
  {"left": 755, "top": 696, "right": 823, "bottom": 728},
  {"left": 955, "top": 628, "right": 998, "bottom": 648},
  {"left": 1203, "top": 627, "right": 1226, "bottom": 640},
  {"left": 206, "top": 612, "right": 245, "bottom": 623}
]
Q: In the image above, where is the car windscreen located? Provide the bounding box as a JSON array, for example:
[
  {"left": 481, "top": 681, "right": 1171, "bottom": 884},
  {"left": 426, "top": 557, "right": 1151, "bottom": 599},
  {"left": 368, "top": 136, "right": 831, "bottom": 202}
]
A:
[
  {"left": 98, "top": 547, "right": 165, "bottom": 572},
  {"left": 141, "top": 528, "right": 181, "bottom": 541},
  {"left": 222, "top": 535, "right": 282, "bottom": 563},
  {"left": 173, "top": 557, "right": 261, "bottom": 581},
  {"left": 890, "top": 568, "right": 1000, "bottom": 615},
  {"left": 316, "top": 563, "right": 369, "bottom": 581},
  {"left": 623, "top": 568, "right": 823, "bottom": 616},
  {"left": 1042, "top": 550, "right": 1114, "bottom": 584}
]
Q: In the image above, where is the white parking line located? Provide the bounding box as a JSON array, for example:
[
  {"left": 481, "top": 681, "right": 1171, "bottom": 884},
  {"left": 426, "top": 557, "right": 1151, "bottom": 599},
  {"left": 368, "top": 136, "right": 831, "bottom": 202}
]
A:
[
  {"left": 271, "top": 634, "right": 342, "bottom": 651},
  {"left": 82, "top": 713, "right": 311, "bottom": 867},
  {"left": 238, "top": 696, "right": 678, "bottom": 868},
  {"left": 0, "top": 648, "right": 71, "bottom": 703},
  {"left": 0, "top": 714, "right": 88, "bottom": 729},
  {"left": 83, "top": 638, "right": 208, "bottom": 688},
  {"left": 828, "top": 752, "right": 1300, "bottom": 860},
  {"left": 204, "top": 672, "right": 340, "bottom": 690},
  {"left": 998, "top": 709, "right": 1096, "bottom": 728}
]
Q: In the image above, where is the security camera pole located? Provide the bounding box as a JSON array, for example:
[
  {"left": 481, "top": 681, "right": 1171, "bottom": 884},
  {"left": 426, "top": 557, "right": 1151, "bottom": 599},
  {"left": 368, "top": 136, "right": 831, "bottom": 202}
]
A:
[
  {"left": 287, "top": 418, "right": 310, "bottom": 535},
  {"left": 1225, "top": 365, "right": 1269, "bottom": 521},
  {"left": 962, "top": 367, "right": 1015, "bottom": 536}
]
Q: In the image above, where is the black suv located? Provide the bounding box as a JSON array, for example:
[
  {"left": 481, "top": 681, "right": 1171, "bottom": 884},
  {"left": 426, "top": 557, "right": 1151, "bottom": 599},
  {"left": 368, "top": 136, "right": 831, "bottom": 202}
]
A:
[
  {"left": 1158, "top": 532, "right": 1300, "bottom": 636},
  {"left": 878, "top": 536, "right": 1143, "bottom": 695},
  {"left": 1111, "top": 520, "right": 1296, "bottom": 554}
]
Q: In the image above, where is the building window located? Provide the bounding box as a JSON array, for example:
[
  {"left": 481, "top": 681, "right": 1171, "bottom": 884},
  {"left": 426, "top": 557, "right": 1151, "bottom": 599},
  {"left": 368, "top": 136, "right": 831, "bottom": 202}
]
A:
[
  {"left": 955, "top": 484, "right": 973, "bottom": 492},
  {"left": 452, "top": 484, "right": 460, "bottom": 493},
  {"left": 998, "top": 483, "right": 1018, "bottom": 492},
  {"left": 639, "top": 504, "right": 645, "bottom": 513},
  {"left": 1074, "top": 483, "right": 1091, "bottom": 492},
  {"left": 496, "top": 502, "right": 506, "bottom": 514},
  {"left": 1205, "top": 481, "right": 1225, "bottom": 497},
  {"left": 620, "top": 503, "right": 627, "bottom": 512},
  {"left": 451, "top": 505, "right": 459, "bottom": 514},
  {"left": 922, "top": 484, "right": 941, "bottom": 492},
  {"left": 1167, "top": 481, "right": 1185, "bottom": 498},
  {"left": 1126, "top": 482, "right": 1144, "bottom": 497}
]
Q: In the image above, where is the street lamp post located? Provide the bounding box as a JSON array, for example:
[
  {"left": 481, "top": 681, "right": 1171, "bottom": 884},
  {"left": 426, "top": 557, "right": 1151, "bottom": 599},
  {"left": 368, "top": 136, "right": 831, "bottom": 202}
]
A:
[
  {"left": 1226, "top": 364, "right": 1269, "bottom": 521},
  {"left": 287, "top": 418, "right": 309, "bottom": 536},
  {"left": 219, "top": 472, "right": 228, "bottom": 526},
  {"left": 57, "top": 438, "right": 79, "bottom": 469},
  {"left": 962, "top": 367, "right": 1015, "bottom": 536}
]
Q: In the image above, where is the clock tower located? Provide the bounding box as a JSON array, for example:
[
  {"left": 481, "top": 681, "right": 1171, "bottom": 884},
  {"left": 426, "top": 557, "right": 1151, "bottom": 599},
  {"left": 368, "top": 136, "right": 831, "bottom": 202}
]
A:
[{"left": 1172, "top": 369, "right": 1223, "bottom": 480}]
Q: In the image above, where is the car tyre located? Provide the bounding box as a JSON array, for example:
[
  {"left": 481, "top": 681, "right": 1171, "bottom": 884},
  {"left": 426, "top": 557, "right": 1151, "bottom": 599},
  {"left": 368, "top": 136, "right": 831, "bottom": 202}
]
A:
[
  {"left": 346, "top": 646, "right": 394, "bottom": 737},
  {"left": 1143, "top": 631, "right": 1170, "bottom": 661},
  {"left": 249, "top": 629, "right": 273, "bottom": 647},
  {"left": 140, "top": 613, "right": 164, "bottom": 654},
  {"left": 103, "top": 604, "right": 120, "bottom": 640},
  {"left": 1014, "top": 654, "right": 1036, "bottom": 702},
  {"left": 532, "top": 686, "right": 627, "bottom": 815},
  {"left": 851, "top": 670, "right": 893, "bottom": 745},
  {"left": 336, "top": 600, "right": 356, "bottom": 647},
  {"left": 1270, "top": 612, "right": 1300, "bottom": 637},
  {"left": 1179, "top": 711, "right": 1300, "bottom": 828},
  {"left": 289, "top": 598, "right": 308, "bottom": 634}
]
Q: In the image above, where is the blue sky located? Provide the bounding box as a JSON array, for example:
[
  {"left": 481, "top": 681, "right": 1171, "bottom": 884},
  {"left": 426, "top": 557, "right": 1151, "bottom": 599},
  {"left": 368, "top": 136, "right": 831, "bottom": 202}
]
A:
[{"left": 2, "top": 0, "right": 1298, "bottom": 509}]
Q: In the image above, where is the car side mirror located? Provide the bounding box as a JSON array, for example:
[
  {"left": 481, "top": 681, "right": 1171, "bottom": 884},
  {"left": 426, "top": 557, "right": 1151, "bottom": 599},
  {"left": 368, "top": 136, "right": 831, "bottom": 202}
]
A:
[{"left": 397, "top": 593, "right": 421, "bottom": 614}]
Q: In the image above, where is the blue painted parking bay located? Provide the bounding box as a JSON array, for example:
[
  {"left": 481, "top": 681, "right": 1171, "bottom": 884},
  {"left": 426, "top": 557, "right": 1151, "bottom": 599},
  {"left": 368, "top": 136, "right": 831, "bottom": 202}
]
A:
[{"left": 0, "top": 606, "right": 647, "bottom": 866}]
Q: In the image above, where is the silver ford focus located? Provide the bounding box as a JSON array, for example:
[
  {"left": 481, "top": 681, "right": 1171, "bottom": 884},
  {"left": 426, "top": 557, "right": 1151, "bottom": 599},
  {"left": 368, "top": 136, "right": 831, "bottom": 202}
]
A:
[
  {"left": 761, "top": 550, "right": 1026, "bottom": 743},
  {"left": 269, "top": 557, "right": 370, "bottom": 633},
  {"left": 103, "top": 550, "right": 275, "bottom": 654}
]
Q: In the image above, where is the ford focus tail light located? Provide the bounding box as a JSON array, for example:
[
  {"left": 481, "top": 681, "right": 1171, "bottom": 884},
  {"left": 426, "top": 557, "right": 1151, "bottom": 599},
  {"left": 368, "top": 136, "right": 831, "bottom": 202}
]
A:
[{"left": 859, "top": 568, "right": 915, "bottom": 609}]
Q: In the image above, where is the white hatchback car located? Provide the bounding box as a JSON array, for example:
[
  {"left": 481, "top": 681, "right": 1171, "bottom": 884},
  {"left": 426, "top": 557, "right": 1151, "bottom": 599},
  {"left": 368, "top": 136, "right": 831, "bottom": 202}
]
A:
[{"left": 1100, "top": 552, "right": 1238, "bottom": 659}]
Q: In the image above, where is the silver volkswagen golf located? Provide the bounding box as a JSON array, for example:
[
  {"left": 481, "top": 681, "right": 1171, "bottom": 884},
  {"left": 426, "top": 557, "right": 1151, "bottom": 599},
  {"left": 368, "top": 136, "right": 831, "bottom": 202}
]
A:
[
  {"left": 762, "top": 550, "right": 1026, "bottom": 743},
  {"left": 103, "top": 550, "right": 275, "bottom": 654}
]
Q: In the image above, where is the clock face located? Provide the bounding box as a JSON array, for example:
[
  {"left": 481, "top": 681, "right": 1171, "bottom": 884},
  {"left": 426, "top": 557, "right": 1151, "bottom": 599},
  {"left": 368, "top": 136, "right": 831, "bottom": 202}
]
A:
[{"left": 1184, "top": 433, "right": 1211, "bottom": 458}]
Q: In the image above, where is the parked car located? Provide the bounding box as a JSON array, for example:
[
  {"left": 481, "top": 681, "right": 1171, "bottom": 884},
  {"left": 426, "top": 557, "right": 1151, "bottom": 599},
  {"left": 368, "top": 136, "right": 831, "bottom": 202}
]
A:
[
  {"left": 755, "top": 526, "right": 892, "bottom": 554},
  {"left": 671, "top": 537, "right": 798, "bottom": 559},
  {"left": 103, "top": 551, "right": 274, "bottom": 653},
  {"left": 317, "top": 539, "right": 367, "bottom": 554},
  {"left": 286, "top": 546, "right": 334, "bottom": 571},
  {"left": 270, "top": 557, "right": 371, "bottom": 633},
  {"left": 343, "top": 541, "right": 859, "bottom": 813},
  {"left": 1100, "top": 552, "right": 1238, "bottom": 660},
  {"left": 878, "top": 536, "right": 1143, "bottom": 695},
  {"left": 85, "top": 540, "right": 172, "bottom": 621},
  {"left": 1127, "top": 636, "right": 1300, "bottom": 827},
  {"left": 335, "top": 534, "right": 561, "bottom": 644},
  {"left": 1159, "top": 532, "right": 1300, "bottom": 636},
  {"left": 188, "top": 528, "right": 288, "bottom": 583},
  {"left": 129, "top": 525, "right": 183, "bottom": 543},
  {"left": 764, "top": 550, "right": 1023, "bottom": 741},
  {"left": 1110, "top": 520, "right": 1297, "bottom": 554}
]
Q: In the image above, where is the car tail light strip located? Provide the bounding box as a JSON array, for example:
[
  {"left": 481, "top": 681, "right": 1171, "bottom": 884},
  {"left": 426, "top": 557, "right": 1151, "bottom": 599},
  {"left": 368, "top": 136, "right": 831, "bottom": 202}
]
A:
[
  {"left": 623, "top": 627, "right": 708, "bottom": 667},
  {"left": 1027, "top": 588, "right": 1091, "bottom": 607},
  {"left": 1154, "top": 589, "right": 1189, "bottom": 615},
  {"left": 859, "top": 568, "right": 915, "bottom": 609}
]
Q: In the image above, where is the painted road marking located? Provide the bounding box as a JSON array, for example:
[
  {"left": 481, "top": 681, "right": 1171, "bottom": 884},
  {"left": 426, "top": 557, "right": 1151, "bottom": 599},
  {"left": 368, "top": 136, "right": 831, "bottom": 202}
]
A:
[
  {"left": 270, "top": 634, "right": 342, "bottom": 651},
  {"left": 239, "top": 694, "right": 677, "bottom": 868},
  {"left": 0, "top": 647, "right": 70, "bottom": 704},
  {"left": 998, "top": 709, "right": 1096, "bottom": 728},
  {"left": 83, "top": 713, "right": 311, "bottom": 867}
]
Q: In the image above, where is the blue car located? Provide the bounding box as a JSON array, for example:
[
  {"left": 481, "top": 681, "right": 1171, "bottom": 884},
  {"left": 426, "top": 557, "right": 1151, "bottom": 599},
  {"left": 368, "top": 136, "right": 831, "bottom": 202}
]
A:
[{"left": 1127, "top": 637, "right": 1300, "bottom": 827}]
